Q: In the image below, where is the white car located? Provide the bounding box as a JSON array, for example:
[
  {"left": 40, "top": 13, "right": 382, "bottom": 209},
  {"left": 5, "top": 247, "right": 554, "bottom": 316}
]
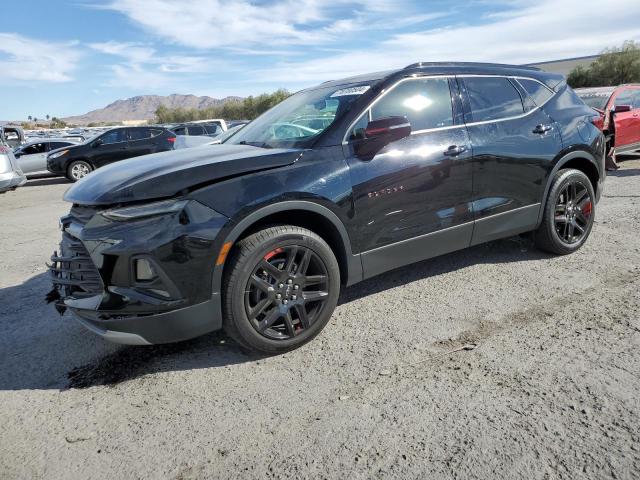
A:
[
  {"left": 14, "top": 138, "right": 81, "bottom": 176},
  {"left": 0, "top": 142, "right": 26, "bottom": 193}
]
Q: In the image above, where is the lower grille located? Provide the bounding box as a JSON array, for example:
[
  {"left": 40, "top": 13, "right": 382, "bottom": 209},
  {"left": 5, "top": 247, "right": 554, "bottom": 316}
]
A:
[{"left": 49, "top": 231, "right": 103, "bottom": 299}]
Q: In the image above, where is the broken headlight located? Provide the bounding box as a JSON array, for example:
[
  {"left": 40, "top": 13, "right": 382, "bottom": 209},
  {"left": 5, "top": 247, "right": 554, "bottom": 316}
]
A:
[{"left": 101, "top": 199, "right": 189, "bottom": 221}]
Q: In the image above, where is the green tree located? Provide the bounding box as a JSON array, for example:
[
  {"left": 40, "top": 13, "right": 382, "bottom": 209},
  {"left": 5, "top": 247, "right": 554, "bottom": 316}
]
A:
[
  {"left": 567, "top": 40, "right": 640, "bottom": 88},
  {"left": 154, "top": 89, "right": 291, "bottom": 124}
]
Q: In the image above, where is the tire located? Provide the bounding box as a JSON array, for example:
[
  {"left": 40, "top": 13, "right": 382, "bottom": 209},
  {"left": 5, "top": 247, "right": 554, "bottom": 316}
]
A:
[
  {"left": 66, "top": 160, "right": 92, "bottom": 182},
  {"left": 223, "top": 225, "right": 340, "bottom": 354},
  {"left": 534, "top": 169, "right": 596, "bottom": 255}
]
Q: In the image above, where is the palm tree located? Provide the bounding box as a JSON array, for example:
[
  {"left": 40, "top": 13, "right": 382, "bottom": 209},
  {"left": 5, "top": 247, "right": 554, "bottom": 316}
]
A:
[
  {"left": 46, "top": 114, "right": 50, "bottom": 122},
  {"left": 27, "top": 115, "right": 32, "bottom": 122}
]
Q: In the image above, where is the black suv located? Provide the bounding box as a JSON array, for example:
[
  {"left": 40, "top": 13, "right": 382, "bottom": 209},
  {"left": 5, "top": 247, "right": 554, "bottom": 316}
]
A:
[
  {"left": 49, "top": 62, "right": 605, "bottom": 353},
  {"left": 47, "top": 126, "right": 176, "bottom": 181}
]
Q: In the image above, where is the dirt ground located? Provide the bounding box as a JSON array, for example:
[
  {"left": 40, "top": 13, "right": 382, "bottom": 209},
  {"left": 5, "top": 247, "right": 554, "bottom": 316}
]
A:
[{"left": 1, "top": 160, "right": 639, "bottom": 479}]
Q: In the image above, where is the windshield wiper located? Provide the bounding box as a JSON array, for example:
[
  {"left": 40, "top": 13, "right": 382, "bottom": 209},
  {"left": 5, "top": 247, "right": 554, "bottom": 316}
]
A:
[{"left": 238, "top": 140, "right": 271, "bottom": 149}]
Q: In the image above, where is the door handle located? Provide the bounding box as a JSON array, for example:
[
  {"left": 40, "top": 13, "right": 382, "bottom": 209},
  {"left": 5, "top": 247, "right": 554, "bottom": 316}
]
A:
[
  {"left": 444, "top": 145, "right": 467, "bottom": 156},
  {"left": 533, "top": 124, "right": 552, "bottom": 134}
]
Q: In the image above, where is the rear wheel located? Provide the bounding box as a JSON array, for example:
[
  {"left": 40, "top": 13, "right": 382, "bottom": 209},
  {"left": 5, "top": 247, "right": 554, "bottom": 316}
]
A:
[
  {"left": 223, "top": 226, "right": 340, "bottom": 354},
  {"left": 66, "top": 160, "right": 92, "bottom": 182},
  {"left": 535, "top": 169, "right": 595, "bottom": 255}
]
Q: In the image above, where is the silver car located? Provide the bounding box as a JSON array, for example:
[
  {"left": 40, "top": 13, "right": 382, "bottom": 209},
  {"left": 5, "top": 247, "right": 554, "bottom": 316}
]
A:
[
  {"left": 0, "top": 142, "right": 27, "bottom": 193},
  {"left": 14, "top": 138, "right": 81, "bottom": 176}
]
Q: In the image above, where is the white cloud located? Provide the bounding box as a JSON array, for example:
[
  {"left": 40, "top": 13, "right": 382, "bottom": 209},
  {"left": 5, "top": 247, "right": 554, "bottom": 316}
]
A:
[
  {"left": 0, "top": 33, "right": 80, "bottom": 83},
  {"left": 101, "top": 0, "right": 431, "bottom": 50},
  {"left": 252, "top": 0, "right": 640, "bottom": 85},
  {"left": 88, "top": 41, "right": 229, "bottom": 89}
]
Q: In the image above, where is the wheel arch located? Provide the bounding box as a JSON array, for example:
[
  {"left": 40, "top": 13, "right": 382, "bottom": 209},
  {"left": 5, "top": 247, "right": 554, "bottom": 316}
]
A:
[
  {"left": 537, "top": 150, "right": 601, "bottom": 227},
  {"left": 212, "top": 201, "right": 362, "bottom": 295}
]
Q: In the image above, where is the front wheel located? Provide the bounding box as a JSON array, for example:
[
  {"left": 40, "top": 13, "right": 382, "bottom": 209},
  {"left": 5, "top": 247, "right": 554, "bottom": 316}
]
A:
[
  {"left": 223, "top": 226, "right": 340, "bottom": 354},
  {"left": 66, "top": 160, "right": 92, "bottom": 182},
  {"left": 535, "top": 169, "right": 595, "bottom": 255}
]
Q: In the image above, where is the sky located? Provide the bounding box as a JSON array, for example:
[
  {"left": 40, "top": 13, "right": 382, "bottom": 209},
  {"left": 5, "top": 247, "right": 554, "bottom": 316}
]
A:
[{"left": 1, "top": 0, "right": 639, "bottom": 120}]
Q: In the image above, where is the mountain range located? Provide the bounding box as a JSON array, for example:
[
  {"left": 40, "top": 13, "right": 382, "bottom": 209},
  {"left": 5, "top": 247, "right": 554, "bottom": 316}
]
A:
[{"left": 63, "top": 94, "right": 242, "bottom": 125}]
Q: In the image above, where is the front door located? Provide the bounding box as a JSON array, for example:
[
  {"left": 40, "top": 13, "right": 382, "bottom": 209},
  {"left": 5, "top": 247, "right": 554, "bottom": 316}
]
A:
[
  {"left": 16, "top": 142, "right": 47, "bottom": 174},
  {"left": 91, "top": 129, "right": 129, "bottom": 167},
  {"left": 459, "top": 75, "right": 562, "bottom": 245},
  {"left": 611, "top": 87, "right": 640, "bottom": 150},
  {"left": 343, "top": 76, "right": 474, "bottom": 278}
]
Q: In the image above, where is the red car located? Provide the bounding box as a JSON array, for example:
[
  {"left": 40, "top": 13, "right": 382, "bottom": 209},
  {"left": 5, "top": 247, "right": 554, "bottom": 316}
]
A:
[{"left": 576, "top": 85, "right": 640, "bottom": 167}]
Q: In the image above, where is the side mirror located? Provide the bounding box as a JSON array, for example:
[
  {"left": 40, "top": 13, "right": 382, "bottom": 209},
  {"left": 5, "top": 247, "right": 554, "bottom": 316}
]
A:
[
  {"left": 92, "top": 138, "right": 103, "bottom": 148},
  {"left": 354, "top": 116, "right": 411, "bottom": 160},
  {"left": 613, "top": 104, "right": 632, "bottom": 113}
]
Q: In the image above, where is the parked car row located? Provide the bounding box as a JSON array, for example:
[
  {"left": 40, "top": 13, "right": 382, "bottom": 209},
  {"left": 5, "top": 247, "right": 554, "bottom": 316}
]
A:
[{"left": 47, "top": 62, "right": 606, "bottom": 354}]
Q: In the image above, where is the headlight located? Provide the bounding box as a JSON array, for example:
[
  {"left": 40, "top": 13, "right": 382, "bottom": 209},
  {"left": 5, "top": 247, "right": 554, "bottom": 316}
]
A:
[
  {"left": 101, "top": 199, "right": 189, "bottom": 221},
  {"left": 49, "top": 150, "right": 69, "bottom": 159}
]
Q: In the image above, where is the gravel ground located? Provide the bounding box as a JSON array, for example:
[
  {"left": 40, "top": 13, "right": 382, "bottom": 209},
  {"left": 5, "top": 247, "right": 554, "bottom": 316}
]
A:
[{"left": 1, "top": 161, "right": 639, "bottom": 479}]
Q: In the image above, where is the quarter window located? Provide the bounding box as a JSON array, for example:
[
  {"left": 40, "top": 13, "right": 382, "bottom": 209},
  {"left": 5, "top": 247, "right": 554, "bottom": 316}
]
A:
[
  {"left": 464, "top": 77, "right": 524, "bottom": 122},
  {"left": 518, "top": 78, "right": 554, "bottom": 107}
]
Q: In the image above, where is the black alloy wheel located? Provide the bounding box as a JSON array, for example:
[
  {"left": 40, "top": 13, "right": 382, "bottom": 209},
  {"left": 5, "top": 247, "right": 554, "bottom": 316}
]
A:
[
  {"left": 223, "top": 225, "right": 340, "bottom": 354},
  {"left": 553, "top": 180, "right": 593, "bottom": 244},
  {"left": 245, "top": 245, "right": 330, "bottom": 340},
  {"left": 535, "top": 168, "right": 596, "bottom": 255}
]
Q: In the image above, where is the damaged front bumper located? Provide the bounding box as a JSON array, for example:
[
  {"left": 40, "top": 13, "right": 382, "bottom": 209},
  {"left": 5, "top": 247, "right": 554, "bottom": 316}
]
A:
[{"left": 48, "top": 200, "right": 229, "bottom": 344}]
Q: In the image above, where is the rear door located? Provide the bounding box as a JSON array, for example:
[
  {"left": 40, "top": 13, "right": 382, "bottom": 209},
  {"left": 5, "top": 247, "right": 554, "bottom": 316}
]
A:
[
  {"left": 612, "top": 87, "right": 640, "bottom": 150},
  {"left": 459, "top": 75, "right": 562, "bottom": 244},
  {"left": 127, "top": 127, "right": 154, "bottom": 157}
]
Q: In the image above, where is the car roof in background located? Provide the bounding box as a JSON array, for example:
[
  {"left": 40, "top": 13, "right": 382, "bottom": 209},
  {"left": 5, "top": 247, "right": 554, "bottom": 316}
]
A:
[
  {"left": 21, "top": 137, "right": 81, "bottom": 146},
  {"left": 575, "top": 86, "right": 617, "bottom": 96}
]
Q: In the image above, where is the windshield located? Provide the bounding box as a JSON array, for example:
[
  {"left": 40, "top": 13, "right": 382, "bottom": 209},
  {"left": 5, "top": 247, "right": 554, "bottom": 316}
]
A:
[
  {"left": 577, "top": 92, "right": 613, "bottom": 110},
  {"left": 228, "top": 84, "right": 371, "bottom": 148}
]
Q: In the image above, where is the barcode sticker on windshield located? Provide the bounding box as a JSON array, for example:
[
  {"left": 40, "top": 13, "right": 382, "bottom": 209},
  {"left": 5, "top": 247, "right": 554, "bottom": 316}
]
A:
[{"left": 331, "top": 86, "right": 370, "bottom": 97}]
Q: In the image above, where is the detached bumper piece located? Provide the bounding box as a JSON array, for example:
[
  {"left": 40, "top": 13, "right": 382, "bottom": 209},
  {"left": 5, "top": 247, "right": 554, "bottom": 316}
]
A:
[{"left": 48, "top": 231, "right": 103, "bottom": 315}]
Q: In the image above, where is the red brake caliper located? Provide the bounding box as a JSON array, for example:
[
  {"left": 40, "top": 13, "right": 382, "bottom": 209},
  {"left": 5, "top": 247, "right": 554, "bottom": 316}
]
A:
[
  {"left": 263, "top": 248, "right": 283, "bottom": 261},
  {"left": 582, "top": 201, "right": 592, "bottom": 217}
]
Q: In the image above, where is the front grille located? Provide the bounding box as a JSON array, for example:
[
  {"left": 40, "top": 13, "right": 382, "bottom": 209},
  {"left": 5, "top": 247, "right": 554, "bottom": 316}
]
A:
[
  {"left": 49, "top": 231, "right": 103, "bottom": 298},
  {"left": 48, "top": 206, "right": 104, "bottom": 311}
]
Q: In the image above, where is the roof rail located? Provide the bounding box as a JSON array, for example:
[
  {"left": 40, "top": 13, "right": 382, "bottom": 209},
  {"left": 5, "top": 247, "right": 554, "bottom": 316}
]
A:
[{"left": 403, "top": 61, "right": 541, "bottom": 71}]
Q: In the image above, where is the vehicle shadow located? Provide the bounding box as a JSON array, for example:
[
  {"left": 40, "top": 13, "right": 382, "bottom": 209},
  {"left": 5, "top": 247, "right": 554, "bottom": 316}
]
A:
[
  {"left": 23, "top": 176, "right": 69, "bottom": 187},
  {"left": 0, "top": 235, "right": 547, "bottom": 392}
]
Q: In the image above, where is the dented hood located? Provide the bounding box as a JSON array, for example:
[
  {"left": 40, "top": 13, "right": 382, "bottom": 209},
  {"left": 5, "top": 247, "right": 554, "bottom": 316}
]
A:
[{"left": 64, "top": 144, "right": 302, "bottom": 205}]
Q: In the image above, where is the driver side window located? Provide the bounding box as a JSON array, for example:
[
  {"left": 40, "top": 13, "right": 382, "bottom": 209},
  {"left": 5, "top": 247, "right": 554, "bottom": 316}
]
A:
[{"left": 348, "top": 77, "right": 454, "bottom": 140}]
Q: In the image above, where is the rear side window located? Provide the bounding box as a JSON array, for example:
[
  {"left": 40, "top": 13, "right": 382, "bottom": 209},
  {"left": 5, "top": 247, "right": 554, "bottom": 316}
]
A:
[
  {"left": 187, "top": 125, "right": 206, "bottom": 136},
  {"left": 518, "top": 78, "right": 554, "bottom": 107},
  {"left": 203, "top": 124, "right": 222, "bottom": 135},
  {"left": 464, "top": 77, "right": 524, "bottom": 122},
  {"left": 370, "top": 77, "right": 454, "bottom": 131},
  {"left": 129, "top": 128, "right": 151, "bottom": 140},
  {"left": 150, "top": 128, "right": 164, "bottom": 137}
]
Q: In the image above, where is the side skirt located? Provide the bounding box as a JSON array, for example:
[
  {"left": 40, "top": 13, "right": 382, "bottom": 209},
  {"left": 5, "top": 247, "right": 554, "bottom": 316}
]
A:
[
  {"left": 361, "top": 222, "right": 474, "bottom": 280},
  {"left": 471, "top": 203, "right": 540, "bottom": 246}
]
